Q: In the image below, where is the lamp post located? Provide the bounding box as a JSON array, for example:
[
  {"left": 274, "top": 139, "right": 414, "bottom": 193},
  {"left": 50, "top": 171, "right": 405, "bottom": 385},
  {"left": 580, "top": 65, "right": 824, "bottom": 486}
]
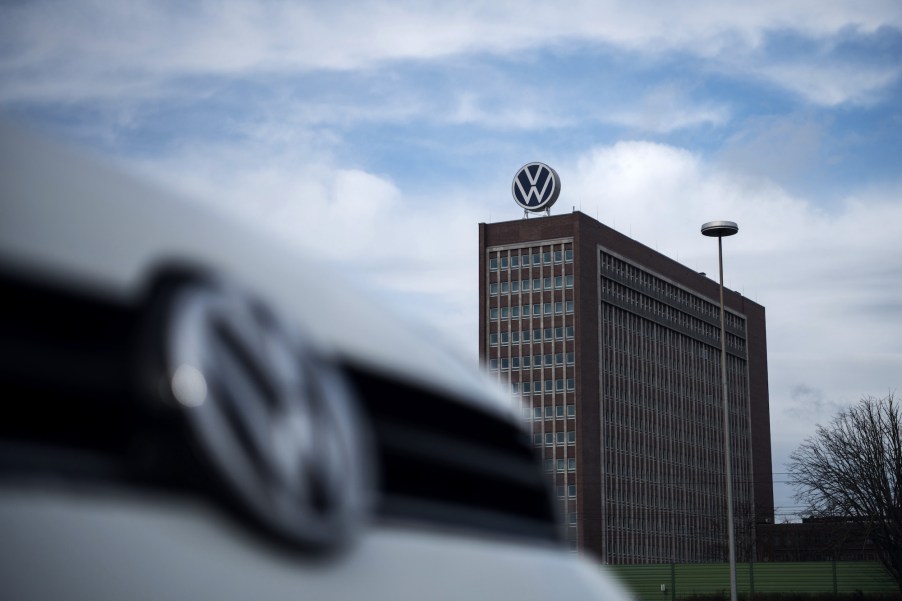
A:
[{"left": 701, "top": 220, "right": 739, "bottom": 601}]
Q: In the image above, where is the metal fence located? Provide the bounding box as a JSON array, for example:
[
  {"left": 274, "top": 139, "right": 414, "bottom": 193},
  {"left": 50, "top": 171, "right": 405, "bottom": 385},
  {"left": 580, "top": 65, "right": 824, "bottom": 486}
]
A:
[{"left": 606, "top": 561, "right": 898, "bottom": 601}]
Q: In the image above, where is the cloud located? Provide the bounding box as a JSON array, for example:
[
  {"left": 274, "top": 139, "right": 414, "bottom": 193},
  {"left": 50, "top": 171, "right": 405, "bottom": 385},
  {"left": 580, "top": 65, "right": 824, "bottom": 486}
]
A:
[
  {"left": 750, "top": 61, "right": 901, "bottom": 106},
  {"left": 2, "top": 0, "right": 899, "bottom": 107},
  {"left": 716, "top": 115, "right": 825, "bottom": 186},
  {"left": 605, "top": 84, "right": 731, "bottom": 133},
  {"left": 784, "top": 384, "right": 844, "bottom": 418}
]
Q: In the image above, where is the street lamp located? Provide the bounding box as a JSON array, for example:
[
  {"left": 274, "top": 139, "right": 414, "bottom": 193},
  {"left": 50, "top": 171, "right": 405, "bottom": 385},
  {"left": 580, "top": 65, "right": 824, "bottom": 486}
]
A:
[{"left": 701, "top": 220, "right": 739, "bottom": 601}]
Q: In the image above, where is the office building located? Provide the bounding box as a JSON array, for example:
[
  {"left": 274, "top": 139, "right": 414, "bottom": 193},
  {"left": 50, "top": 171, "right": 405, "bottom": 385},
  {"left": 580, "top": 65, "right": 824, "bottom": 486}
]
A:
[{"left": 479, "top": 212, "right": 773, "bottom": 563}]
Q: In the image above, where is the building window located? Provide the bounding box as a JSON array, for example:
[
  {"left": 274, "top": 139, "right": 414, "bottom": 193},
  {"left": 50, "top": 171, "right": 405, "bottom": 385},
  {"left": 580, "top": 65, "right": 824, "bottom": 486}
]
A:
[
  {"left": 554, "top": 301, "right": 563, "bottom": 314},
  {"left": 490, "top": 308, "right": 498, "bottom": 320},
  {"left": 568, "top": 458, "right": 576, "bottom": 471},
  {"left": 489, "top": 283, "right": 498, "bottom": 295},
  {"left": 501, "top": 281, "right": 509, "bottom": 294},
  {"left": 512, "top": 382, "right": 520, "bottom": 393},
  {"left": 522, "top": 355, "right": 531, "bottom": 367},
  {"left": 534, "top": 355, "right": 542, "bottom": 367},
  {"left": 568, "top": 512, "right": 577, "bottom": 525},
  {"left": 512, "top": 331, "right": 520, "bottom": 344},
  {"left": 556, "top": 486, "right": 565, "bottom": 498},
  {"left": 567, "top": 404, "right": 575, "bottom": 417},
  {"left": 566, "top": 352, "right": 574, "bottom": 364},
  {"left": 512, "top": 357, "right": 520, "bottom": 368},
  {"left": 567, "top": 378, "right": 575, "bottom": 391},
  {"left": 545, "top": 433, "right": 554, "bottom": 446},
  {"left": 565, "top": 250, "right": 573, "bottom": 262},
  {"left": 543, "top": 252, "right": 552, "bottom": 264},
  {"left": 543, "top": 303, "right": 552, "bottom": 315},
  {"left": 533, "top": 433, "right": 542, "bottom": 446},
  {"left": 554, "top": 251, "right": 563, "bottom": 263},
  {"left": 490, "top": 333, "right": 498, "bottom": 345},
  {"left": 567, "top": 431, "right": 576, "bottom": 444},
  {"left": 544, "top": 354, "right": 553, "bottom": 367},
  {"left": 555, "top": 379, "right": 564, "bottom": 392},
  {"left": 544, "top": 327, "right": 553, "bottom": 340},
  {"left": 556, "top": 405, "right": 564, "bottom": 418},
  {"left": 555, "top": 327, "right": 563, "bottom": 339},
  {"left": 566, "top": 274, "right": 574, "bottom": 287},
  {"left": 500, "top": 332, "right": 509, "bottom": 344},
  {"left": 523, "top": 382, "right": 532, "bottom": 393},
  {"left": 490, "top": 258, "right": 498, "bottom": 270},
  {"left": 501, "top": 307, "right": 509, "bottom": 319},
  {"left": 543, "top": 277, "right": 552, "bottom": 290},
  {"left": 545, "top": 459, "right": 554, "bottom": 472},
  {"left": 545, "top": 380, "right": 553, "bottom": 393},
  {"left": 500, "top": 257, "right": 508, "bottom": 269},
  {"left": 555, "top": 276, "right": 563, "bottom": 288},
  {"left": 521, "top": 279, "right": 530, "bottom": 292},
  {"left": 557, "top": 459, "right": 565, "bottom": 471},
  {"left": 555, "top": 352, "right": 563, "bottom": 365},
  {"left": 568, "top": 484, "right": 576, "bottom": 497},
  {"left": 566, "top": 326, "right": 575, "bottom": 338},
  {"left": 545, "top": 406, "right": 553, "bottom": 418},
  {"left": 489, "top": 358, "right": 498, "bottom": 369},
  {"left": 511, "top": 306, "right": 520, "bottom": 318},
  {"left": 533, "top": 304, "right": 541, "bottom": 317},
  {"left": 511, "top": 281, "right": 520, "bottom": 293},
  {"left": 511, "top": 256, "right": 519, "bottom": 268},
  {"left": 532, "top": 278, "right": 541, "bottom": 291},
  {"left": 522, "top": 330, "right": 531, "bottom": 343},
  {"left": 556, "top": 432, "right": 565, "bottom": 444},
  {"left": 532, "top": 254, "right": 541, "bottom": 265},
  {"left": 501, "top": 358, "right": 509, "bottom": 369},
  {"left": 533, "top": 328, "right": 542, "bottom": 341},
  {"left": 566, "top": 301, "right": 574, "bottom": 313},
  {"left": 533, "top": 407, "right": 541, "bottom": 419},
  {"left": 522, "top": 254, "right": 529, "bottom": 266}
]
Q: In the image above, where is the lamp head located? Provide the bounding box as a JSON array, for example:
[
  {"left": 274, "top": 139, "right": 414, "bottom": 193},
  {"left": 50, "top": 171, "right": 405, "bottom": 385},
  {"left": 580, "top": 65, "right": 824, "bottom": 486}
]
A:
[{"left": 701, "top": 221, "right": 738, "bottom": 237}]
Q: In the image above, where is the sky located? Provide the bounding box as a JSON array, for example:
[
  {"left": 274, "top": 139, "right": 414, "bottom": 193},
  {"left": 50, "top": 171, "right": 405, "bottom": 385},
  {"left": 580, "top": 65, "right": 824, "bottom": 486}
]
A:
[{"left": 2, "top": 0, "right": 901, "bottom": 522}]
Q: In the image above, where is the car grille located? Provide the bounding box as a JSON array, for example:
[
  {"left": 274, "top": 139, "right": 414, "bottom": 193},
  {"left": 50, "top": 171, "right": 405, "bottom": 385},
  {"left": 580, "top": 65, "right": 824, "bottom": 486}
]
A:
[{"left": 0, "top": 268, "right": 561, "bottom": 548}]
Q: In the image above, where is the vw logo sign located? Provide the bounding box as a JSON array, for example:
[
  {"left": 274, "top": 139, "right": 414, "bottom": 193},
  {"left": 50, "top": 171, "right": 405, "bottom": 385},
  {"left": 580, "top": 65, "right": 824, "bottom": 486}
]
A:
[{"left": 512, "top": 162, "right": 561, "bottom": 212}]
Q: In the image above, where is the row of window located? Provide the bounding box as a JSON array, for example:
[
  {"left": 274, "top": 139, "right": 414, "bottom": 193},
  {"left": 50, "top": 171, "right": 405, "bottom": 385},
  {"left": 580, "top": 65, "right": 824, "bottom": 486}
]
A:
[
  {"left": 510, "top": 378, "right": 576, "bottom": 394},
  {"left": 600, "top": 250, "right": 746, "bottom": 333},
  {"left": 533, "top": 431, "right": 577, "bottom": 446},
  {"left": 522, "top": 404, "right": 576, "bottom": 419},
  {"left": 602, "top": 279, "right": 746, "bottom": 352},
  {"left": 489, "top": 275, "right": 574, "bottom": 295},
  {"left": 544, "top": 458, "right": 577, "bottom": 472},
  {"left": 489, "top": 352, "right": 575, "bottom": 370},
  {"left": 490, "top": 326, "right": 574, "bottom": 345},
  {"left": 489, "top": 249, "right": 573, "bottom": 270},
  {"left": 489, "top": 301, "right": 574, "bottom": 319}
]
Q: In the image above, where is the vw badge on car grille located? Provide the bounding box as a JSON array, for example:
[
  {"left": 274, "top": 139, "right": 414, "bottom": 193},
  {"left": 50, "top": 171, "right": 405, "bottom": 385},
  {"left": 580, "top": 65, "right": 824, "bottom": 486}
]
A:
[{"left": 160, "top": 281, "right": 372, "bottom": 550}]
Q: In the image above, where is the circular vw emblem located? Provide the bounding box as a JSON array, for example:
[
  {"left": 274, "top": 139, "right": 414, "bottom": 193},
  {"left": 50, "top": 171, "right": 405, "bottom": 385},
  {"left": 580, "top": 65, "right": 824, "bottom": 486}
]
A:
[
  {"left": 512, "top": 162, "right": 561, "bottom": 212},
  {"left": 159, "top": 281, "right": 372, "bottom": 550}
]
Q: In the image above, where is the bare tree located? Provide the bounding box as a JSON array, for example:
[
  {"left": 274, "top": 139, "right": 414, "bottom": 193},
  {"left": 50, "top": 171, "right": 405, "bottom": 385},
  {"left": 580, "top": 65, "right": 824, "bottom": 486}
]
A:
[{"left": 788, "top": 393, "right": 902, "bottom": 590}]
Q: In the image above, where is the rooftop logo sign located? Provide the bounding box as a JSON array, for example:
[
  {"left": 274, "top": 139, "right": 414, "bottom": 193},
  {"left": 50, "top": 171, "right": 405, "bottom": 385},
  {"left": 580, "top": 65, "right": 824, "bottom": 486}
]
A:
[{"left": 512, "top": 162, "right": 561, "bottom": 214}]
